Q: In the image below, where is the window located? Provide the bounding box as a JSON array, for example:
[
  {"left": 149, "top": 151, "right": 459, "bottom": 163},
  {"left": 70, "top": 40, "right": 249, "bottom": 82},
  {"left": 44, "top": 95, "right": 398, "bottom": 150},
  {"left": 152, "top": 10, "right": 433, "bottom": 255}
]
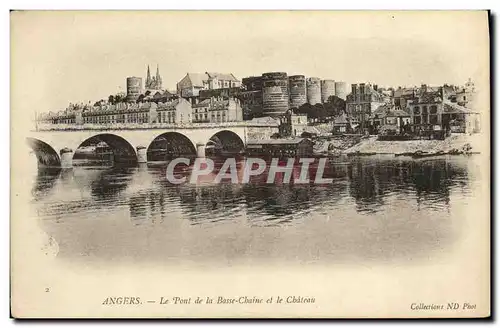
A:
[
  {"left": 430, "top": 115, "right": 438, "bottom": 124},
  {"left": 430, "top": 105, "right": 437, "bottom": 114},
  {"left": 386, "top": 117, "right": 397, "bottom": 125},
  {"left": 413, "top": 106, "right": 420, "bottom": 115},
  {"left": 422, "top": 106, "right": 428, "bottom": 114}
]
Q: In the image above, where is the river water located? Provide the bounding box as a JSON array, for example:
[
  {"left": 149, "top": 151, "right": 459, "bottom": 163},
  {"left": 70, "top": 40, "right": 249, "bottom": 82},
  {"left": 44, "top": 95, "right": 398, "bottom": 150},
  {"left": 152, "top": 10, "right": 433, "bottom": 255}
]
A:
[{"left": 28, "top": 155, "right": 481, "bottom": 267}]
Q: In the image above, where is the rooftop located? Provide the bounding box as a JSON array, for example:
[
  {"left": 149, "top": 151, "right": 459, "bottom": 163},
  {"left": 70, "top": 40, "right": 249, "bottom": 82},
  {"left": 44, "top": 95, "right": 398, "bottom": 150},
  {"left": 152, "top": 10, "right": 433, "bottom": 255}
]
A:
[
  {"left": 156, "top": 99, "right": 181, "bottom": 109},
  {"left": 248, "top": 116, "right": 281, "bottom": 125},
  {"left": 393, "top": 88, "right": 416, "bottom": 98},
  {"left": 409, "top": 91, "right": 443, "bottom": 104},
  {"left": 192, "top": 99, "right": 211, "bottom": 107},
  {"left": 443, "top": 102, "right": 477, "bottom": 114},
  {"left": 185, "top": 72, "right": 240, "bottom": 87},
  {"left": 206, "top": 72, "right": 239, "bottom": 82},
  {"left": 372, "top": 104, "right": 411, "bottom": 117}
]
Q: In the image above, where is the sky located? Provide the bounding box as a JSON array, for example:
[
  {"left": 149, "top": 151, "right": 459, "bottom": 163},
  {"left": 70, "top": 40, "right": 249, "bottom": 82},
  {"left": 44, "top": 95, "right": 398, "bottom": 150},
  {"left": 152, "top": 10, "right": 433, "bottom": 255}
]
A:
[{"left": 11, "top": 11, "right": 489, "bottom": 115}]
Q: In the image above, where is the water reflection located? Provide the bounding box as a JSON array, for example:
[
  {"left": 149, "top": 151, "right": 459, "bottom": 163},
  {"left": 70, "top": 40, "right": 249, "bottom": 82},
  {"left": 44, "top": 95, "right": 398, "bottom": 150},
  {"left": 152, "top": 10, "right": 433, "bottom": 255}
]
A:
[
  {"left": 346, "top": 158, "right": 472, "bottom": 213},
  {"left": 31, "top": 156, "right": 476, "bottom": 264},
  {"left": 34, "top": 157, "right": 472, "bottom": 221},
  {"left": 31, "top": 167, "right": 61, "bottom": 201},
  {"left": 88, "top": 167, "right": 133, "bottom": 201}
]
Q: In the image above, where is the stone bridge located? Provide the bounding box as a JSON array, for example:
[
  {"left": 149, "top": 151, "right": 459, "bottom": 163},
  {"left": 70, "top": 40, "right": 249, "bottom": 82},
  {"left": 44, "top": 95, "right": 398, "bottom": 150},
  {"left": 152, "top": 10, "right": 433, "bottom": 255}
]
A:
[{"left": 27, "top": 122, "right": 279, "bottom": 168}]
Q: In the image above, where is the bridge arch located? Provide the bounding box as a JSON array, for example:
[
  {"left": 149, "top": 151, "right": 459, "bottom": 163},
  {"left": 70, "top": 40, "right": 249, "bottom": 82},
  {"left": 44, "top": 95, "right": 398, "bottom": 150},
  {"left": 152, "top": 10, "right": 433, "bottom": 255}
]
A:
[
  {"left": 147, "top": 132, "right": 197, "bottom": 161},
  {"left": 74, "top": 133, "right": 138, "bottom": 165},
  {"left": 206, "top": 130, "right": 245, "bottom": 156},
  {"left": 26, "top": 137, "right": 61, "bottom": 167}
]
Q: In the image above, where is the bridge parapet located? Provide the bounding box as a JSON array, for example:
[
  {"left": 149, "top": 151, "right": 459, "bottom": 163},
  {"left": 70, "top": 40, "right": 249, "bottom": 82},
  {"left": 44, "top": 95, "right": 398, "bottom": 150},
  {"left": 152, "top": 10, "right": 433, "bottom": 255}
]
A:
[{"left": 35, "top": 121, "right": 279, "bottom": 132}]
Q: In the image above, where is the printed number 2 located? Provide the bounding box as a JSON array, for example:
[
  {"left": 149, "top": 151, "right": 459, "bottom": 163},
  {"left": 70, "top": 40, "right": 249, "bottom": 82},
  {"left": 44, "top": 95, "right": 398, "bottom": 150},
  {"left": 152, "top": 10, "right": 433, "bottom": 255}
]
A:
[{"left": 45, "top": 287, "right": 50, "bottom": 292}]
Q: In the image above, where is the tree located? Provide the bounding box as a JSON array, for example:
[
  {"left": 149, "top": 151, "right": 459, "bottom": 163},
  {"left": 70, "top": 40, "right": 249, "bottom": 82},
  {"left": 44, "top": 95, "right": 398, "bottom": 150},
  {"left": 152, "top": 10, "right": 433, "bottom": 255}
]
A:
[
  {"left": 326, "top": 95, "right": 346, "bottom": 116},
  {"left": 296, "top": 103, "right": 315, "bottom": 119},
  {"left": 114, "top": 93, "right": 126, "bottom": 103},
  {"left": 297, "top": 101, "right": 347, "bottom": 122},
  {"left": 108, "top": 93, "right": 127, "bottom": 105},
  {"left": 314, "top": 103, "right": 327, "bottom": 121}
]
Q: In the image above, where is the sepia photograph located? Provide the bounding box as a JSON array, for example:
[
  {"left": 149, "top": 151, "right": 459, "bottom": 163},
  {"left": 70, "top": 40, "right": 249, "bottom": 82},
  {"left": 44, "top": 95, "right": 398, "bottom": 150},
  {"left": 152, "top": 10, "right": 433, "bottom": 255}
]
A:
[{"left": 10, "top": 10, "right": 490, "bottom": 319}]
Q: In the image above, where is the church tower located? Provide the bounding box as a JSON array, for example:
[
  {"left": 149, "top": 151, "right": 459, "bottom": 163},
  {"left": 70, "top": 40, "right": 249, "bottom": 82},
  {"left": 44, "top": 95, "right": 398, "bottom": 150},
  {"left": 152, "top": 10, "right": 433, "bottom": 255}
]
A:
[
  {"left": 156, "top": 64, "right": 162, "bottom": 90},
  {"left": 146, "top": 65, "right": 152, "bottom": 89},
  {"left": 145, "top": 64, "right": 162, "bottom": 90}
]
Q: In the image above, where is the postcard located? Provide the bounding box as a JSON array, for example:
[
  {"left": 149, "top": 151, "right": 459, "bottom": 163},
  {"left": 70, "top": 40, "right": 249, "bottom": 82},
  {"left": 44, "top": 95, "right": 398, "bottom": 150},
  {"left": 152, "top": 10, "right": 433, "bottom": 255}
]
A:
[{"left": 10, "top": 10, "right": 490, "bottom": 318}]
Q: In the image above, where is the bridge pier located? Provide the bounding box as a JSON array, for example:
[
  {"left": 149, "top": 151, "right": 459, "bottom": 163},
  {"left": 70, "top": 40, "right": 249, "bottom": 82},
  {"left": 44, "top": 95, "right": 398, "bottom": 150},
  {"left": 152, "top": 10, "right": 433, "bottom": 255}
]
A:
[
  {"left": 60, "top": 148, "right": 73, "bottom": 169},
  {"left": 196, "top": 143, "right": 206, "bottom": 158},
  {"left": 136, "top": 146, "right": 147, "bottom": 163}
]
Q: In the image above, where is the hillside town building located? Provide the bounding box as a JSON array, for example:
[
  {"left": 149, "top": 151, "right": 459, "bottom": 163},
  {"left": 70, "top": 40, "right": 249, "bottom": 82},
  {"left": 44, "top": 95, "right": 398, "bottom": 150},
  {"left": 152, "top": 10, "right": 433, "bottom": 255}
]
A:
[
  {"left": 177, "top": 72, "right": 241, "bottom": 97},
  {"left": 346, "top": 83, "right": 386, "bottom": 127}
]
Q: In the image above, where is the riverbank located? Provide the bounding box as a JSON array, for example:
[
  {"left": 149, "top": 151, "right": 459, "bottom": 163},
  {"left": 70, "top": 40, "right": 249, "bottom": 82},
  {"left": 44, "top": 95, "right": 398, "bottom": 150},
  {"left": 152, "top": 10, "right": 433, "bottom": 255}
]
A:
[
  {"left": 314, "top": 135, "right": 365, "bottom": 155},
  {"left": 343, "top": 133, "right": 483, "bottom": 157}
]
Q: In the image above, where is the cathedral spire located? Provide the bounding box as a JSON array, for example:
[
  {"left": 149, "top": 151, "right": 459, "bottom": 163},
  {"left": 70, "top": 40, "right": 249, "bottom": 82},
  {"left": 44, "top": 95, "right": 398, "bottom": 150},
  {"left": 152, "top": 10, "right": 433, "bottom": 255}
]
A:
[
  {"left": 156, "top": 64, "right": 162, "bottom": 89},
  {"left": 146, "top": 65, "right": 152, "bottom": 87}
]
